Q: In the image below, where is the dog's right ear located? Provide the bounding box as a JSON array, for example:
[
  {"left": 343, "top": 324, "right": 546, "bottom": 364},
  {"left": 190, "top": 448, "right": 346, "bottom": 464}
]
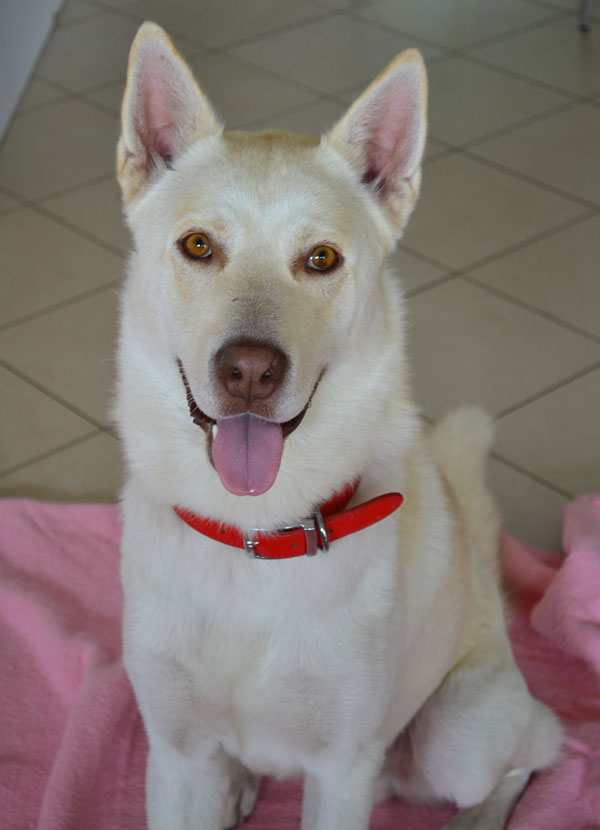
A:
[
  {"left": 323, "top": 50, "right": 427, "bottom": 235},
  {"left": 117, "top": 22, "right": 221, "bottom": 202}
]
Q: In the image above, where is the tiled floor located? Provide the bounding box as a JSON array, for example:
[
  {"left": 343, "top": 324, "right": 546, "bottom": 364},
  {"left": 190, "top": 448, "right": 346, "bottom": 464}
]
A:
[{"left": 1, "top": 0, "right": 599, "bottom": 551}]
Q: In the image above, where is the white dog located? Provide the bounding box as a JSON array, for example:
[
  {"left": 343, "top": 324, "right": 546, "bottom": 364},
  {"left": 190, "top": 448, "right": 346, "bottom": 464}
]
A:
[{"left": 115, "top": 22, "right": 562, "bottom": 830}]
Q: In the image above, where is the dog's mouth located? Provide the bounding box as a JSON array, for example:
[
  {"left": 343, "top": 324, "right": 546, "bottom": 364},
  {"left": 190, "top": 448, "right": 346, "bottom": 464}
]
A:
[{"left": 177, "top": 360, "right": 321, "bottom": 496}]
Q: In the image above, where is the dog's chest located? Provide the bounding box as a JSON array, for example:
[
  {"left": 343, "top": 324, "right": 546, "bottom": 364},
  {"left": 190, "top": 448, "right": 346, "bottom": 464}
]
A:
[{"left": 131, "top": 535, "right": 397, "bottom": 774}]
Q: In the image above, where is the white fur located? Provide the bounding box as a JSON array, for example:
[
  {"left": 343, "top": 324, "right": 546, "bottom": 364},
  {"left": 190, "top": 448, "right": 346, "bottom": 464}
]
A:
[{"left": 116, "top": 23, "right": 562, "bottom": 830}]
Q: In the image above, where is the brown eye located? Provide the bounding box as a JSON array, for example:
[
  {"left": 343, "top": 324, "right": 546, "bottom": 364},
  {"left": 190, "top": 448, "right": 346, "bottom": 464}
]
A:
[
  {"left": 181, "top": 232, "right": 212, "bottom": 259},
  {"left": 308, "top": 245, "right": 338, "bottom": 272}
]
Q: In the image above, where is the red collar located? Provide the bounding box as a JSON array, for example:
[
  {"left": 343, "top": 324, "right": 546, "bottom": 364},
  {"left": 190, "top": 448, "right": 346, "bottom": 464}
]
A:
[{"left": 173, "top": 480, "right": 403, "bottom": 559}]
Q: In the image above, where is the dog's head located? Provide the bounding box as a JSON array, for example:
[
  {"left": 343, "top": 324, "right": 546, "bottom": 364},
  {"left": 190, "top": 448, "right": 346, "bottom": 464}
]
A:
[{"left": 116, "top": 23, "right": 426, "bottom": 519}]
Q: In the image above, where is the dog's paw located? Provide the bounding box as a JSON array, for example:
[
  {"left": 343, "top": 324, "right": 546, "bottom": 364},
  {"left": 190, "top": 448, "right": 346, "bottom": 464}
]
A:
[{"left": 223, "top": 766, "right": 261, "bottom": 829}]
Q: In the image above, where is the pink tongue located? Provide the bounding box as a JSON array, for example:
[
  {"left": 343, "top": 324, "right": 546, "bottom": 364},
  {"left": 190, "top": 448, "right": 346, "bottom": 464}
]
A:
[{"left": 212, "top": 413, "right": 284, "bottom": 496}]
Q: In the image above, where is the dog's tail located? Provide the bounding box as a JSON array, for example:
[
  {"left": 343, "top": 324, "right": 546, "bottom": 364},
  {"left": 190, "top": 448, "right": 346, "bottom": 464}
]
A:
[{"left": 428, "top": 406, "right": 500, "bottom": 564}]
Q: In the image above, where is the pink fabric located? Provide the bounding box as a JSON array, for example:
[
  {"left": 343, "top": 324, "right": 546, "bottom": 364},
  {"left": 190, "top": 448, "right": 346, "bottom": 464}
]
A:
[{"left": 0, "top": 497, "right": 599, "bottom": 830}]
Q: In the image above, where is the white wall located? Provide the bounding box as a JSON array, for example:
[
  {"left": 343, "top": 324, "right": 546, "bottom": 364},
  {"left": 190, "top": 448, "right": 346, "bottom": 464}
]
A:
[{"left": 0, "top": 0, "right": 64, "bottom": 143}]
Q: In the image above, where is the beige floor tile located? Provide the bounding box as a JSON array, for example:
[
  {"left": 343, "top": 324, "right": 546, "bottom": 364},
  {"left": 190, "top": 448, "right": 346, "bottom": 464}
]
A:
[
  {"left": 0, "top": 288, "right": 119, "bottom": 426},
  {"left": 426, "top": 56, "right": 570, "bottom": 146},
  {"left": 389, "top": 247, "right": 448, "bottom": 295},
  {"left": 401, "top": 154, "right": 584, "bottom": 270},
  {"left": 535, "top": 0, "right": 585, "bottom": 9},
  {"left": 248, "top": 97, "right": 347, "bottom": 135},
  {"left": 488, "top": 457, "right": 566, "bottom": 552},
  {"left": 82, "top": 80, "right": 125, "bottom": 115},
  {"left": 124, "top": 0, "right": 326, "bottom": 47},
  {"left": 57, "top": 0, "right": 103, "bottom": 24},
  {"left": 495, "top": 369, "right": 600, "bottom": 495},
  {"left": 302, "top": 0, "right": 370, "bottom": 7},
  {"left": 545, "top": 0, "right": 599, "bottom": 14},
  {"left": 90, "top": 0, "right": 136, "bottom": 6},
  {"left": 0, "top": 99, "right": 118, "bottom": 200},
  {"left": 407, "top": 279, "right": 600, "bottom": 419},
  {"left": 35, "top": 14, "right": 147, "bottom": 92},
  {"left": 186, "top": 53, "right": 316, "bottom": 128},
  {"left": 230, "top": 14, "right": 443, "bottom": 95},
  {"left": 355, "top": 0, "right": 555, "bottom": 50},
  {"left": 0, "top": 432, "right": 122, "bottom": 503},
  {"left": 15, "top": 80, "right": 67, "bottom": 114},
  {"left": 0, "top": 366, "right": 96, "bottom": 474},
  {"left": 0, "top": 191, "right": 20, "bottom": 213},
  {"left": 0, "top": 207, "right": 122, "bottom": 326},
  {"left": 468, "top": 214, "right": 600, "bottom": 339},
  {"left": 86, "top": 51, "right": 319, "bottom": 127},
  {"left": 471, "top": 17, "right": 600, "bottom": 96},
  {"left": 41, "top": 178, "right": 131, "bottom": 254},
  {"left": 472, "top": 103, "right": 600, "bottom": 206}
]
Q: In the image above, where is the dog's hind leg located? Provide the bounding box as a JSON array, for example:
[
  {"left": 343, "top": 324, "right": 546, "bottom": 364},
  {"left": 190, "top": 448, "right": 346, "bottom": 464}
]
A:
[
  {"left": 382, "top": 645, "right": 562, "bottom": 830},
  {"left": 441, "top": 768, "right": 530, "bottom": 830}
]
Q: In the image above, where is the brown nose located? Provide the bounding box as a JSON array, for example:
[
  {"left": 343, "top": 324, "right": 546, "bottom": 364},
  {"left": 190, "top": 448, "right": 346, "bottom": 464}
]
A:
[{"left": 216, "top": 340, "right": 288, "bottom": 407}]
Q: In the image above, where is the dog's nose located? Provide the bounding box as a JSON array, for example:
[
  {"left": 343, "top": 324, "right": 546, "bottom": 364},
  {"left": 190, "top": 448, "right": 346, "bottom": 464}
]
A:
[{"left": 216, "top": 341, "right": 288, "bottom": 407}]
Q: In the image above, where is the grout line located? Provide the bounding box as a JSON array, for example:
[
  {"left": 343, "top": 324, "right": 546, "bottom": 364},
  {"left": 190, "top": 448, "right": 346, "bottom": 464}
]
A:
[
  {"left": 215, "top": 49, "right": 355, "bottom": 103},
  {"left": 520, "top": 0, "right": 595, "bottom": 17},
  {"left": 0, "top": 181, "right": 129, "bottom": 260},
  {"left": 4, "top": 197, "right": 126, "bottom": 259},
  {"left": 78, "top": 0, "right": 215, "bottom": 52},
  {"left": 456, "top": 146, "right": 600, "bottom": 212},
  {"left": 30, "top": 202, "right": 127, "bottom": 258},
  {"left": 397, "top": 243, "right": 461, "bottom": 274},
  {"left": 0, "top": 430, "right": 105, "bottom": 480},
  {"left": 461, "top": 274, "right": 600, "bottom": 346},
  {"left": 0, "top": 280, "right": 122, "bottom": 334},
  {"left": 55, "top": 9, "right": 105, "bottom": 30},
  {"left": 0, "top": 358, "right": 110, "bottom": 431},
  {"left": 519, "top": 0, "right": 569, "bottom": 9},
  {"left": 454, "top": 9, "right": 566, "bottom": 51},
  {"left": 400, "top": 210, "right": 600, "bottom": 346},
  {"left": 209, "top": 8, "right": 342, "bottom": 51},
  {"left": 205, "top": 47, "right": 342, "bottom": 102},
  {"left": 43, "top": 81, "right": 121, "bottom": 120},
  {"left": 235, "top": 96, "right": 343, "bottom": 132},
  {"left": 342, "top": 9, "right": 454, "bottom": 57},
  {"left": 34, "top": 171, "right": 117, "bottom": 203},
  {"left": 494, "top": 360, "right": 600, "bottom": 420},
  {"left": 405, "top": 272, "right": 459, "bottom": 299},
  {"left": 455, "top": 209, "right": 597, "bottom": 274},
  {"left": 346, "top": 6, "right": 565, "bottom": 58},
  {"left": 456, "top": 99, "right": 581, "bottom": 151},
  {"left": 456, "top": 50, "right": 591, "bottom": 100},
  {"left": 488, "top": 452, "right": 574, "bottom": 500},
  {"left": 14, "top": 75, "right": 122, "bottom": 123}
]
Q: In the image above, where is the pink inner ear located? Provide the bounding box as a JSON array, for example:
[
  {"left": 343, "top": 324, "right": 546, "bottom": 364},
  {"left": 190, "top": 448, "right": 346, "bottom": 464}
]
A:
[
  {"left": 149, "top": 123, "right": 176, "bottom": 165},
  {"left": 141, "top": 62, "right": 181, "bottom": 165},
  {"left": 359, "top": 72, "right": 423, "bottom": 193}
]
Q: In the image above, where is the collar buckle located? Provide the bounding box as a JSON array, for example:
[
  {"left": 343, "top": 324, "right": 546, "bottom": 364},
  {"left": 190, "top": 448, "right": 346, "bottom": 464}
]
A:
[{"left": 243, "top": 509, "right": 329, "bottom": 559}]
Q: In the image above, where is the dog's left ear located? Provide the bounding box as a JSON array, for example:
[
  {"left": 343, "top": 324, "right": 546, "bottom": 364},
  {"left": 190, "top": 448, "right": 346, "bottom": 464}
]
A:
[
  {"left": 323, "top": 50, "right": 427, "bottom": 234},
  {"left": 117, "top": 22, "right": 221, "bottom": 202}
]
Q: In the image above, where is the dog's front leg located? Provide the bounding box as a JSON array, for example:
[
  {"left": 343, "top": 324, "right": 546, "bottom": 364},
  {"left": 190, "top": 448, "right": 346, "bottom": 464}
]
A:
[
  {"left": 146, "top": 739, "right": 257, "bottom": 830},
  {"left": 301, "top": 744, "right": 385, "bottom": 830}
]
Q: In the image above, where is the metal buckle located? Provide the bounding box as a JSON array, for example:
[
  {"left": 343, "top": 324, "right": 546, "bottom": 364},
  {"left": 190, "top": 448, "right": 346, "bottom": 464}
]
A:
[
  {"left": 243, "top": 510, "right": 330, "bottom": 559},
  {"left": 314, "top": 509, "right": 330, "bottom": 552},
  {"left": 242, "top": 533, "right": 269, "bottom": 559}
]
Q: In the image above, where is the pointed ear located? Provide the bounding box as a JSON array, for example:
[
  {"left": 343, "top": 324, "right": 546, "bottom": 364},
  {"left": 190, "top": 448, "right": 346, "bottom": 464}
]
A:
[
  {"left": 323, "top": 50, "right": 427, "bottom": 234},
  {"left": 117, "top": 22, "right": 221, "bottom": 202}
]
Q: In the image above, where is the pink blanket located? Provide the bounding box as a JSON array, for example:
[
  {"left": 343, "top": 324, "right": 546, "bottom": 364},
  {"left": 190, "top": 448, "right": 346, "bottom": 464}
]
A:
[{"left": 1, "top": 497, "right": 599, "bottom": 829}]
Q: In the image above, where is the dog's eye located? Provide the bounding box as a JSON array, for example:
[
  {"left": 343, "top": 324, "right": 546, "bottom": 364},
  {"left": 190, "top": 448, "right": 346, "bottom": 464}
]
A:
[
  {"left": 180, "top": 232, "right": 212, "bottom": 260},
  {"left": 308, "top": 245, "right": 338, "bottom": 272}
]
